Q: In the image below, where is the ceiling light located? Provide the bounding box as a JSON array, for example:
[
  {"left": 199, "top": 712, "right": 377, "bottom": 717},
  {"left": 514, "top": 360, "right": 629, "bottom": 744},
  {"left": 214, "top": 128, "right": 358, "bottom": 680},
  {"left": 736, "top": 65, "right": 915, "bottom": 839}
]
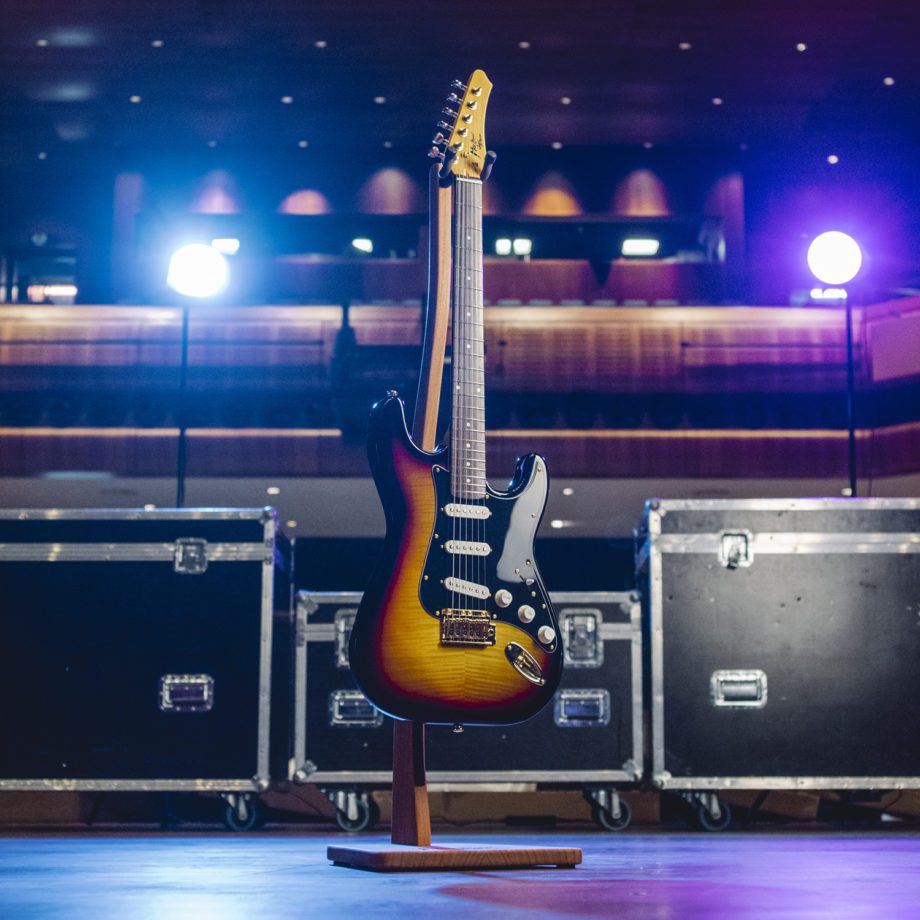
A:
[
  {"left": 351, "top": 238, "right": 374, "bottom": 254},
  {"left": 549, "top": 519, "right": 565, "bottom": 529},
  {"left": 711, "top": 97, "right": 723, "bottom": 106},
  {"left": 373, "top": 96, "right": 386, "bottom": 104},
  {"left": 129, "top": 95, "right": 142, "bottom": 104},
  {"left": 383, "top": 140, "right": 393, "bottom": 148},
  {"left": 266, "top": 486, "right": 281, "bottom": 495},
  {"left": 622, "top": 238, "right": 660, "bottom": 257},
  {"left": 36, "top": 38, "right": 49, "bottom": 47},
  {"left": 298, "top": 139, "right": 309, "bottom": 148},
  {"left": 796, "top": 42, "right": 807, "bottom": 52},
  {"left": 560, "top": 96, "right": 571, "bottom": 105},
  {"left": 143, "top": 503, "right": 156, "bottom": 511},
  {"left": 151, "top": 39, "right": 164, "bottom": 48},
  {"left": 314, "top": 40, "right": 327, "bottom": 48},
  {"left": 37, "top": 151, "right": 47, "bottom": 160},
  {"left": 562, "top": 487, "right": 575, "bottom": 496},
  {"left": 513, "top": 238, "right": 533, "bottom": 256},
  {"left": 883, "top": 76, "right": 895, "bottom": 86},
  {"left": 678, "top": 42, "right": 692, "bottom": 51},
  {"left": 207, "top": 140, "right": 217, "bottom": 148},
  {"left": 281, "top": 95, "right": 293, "bottom": 104},
  {"left": 495, "top": 238, "right": 512, "bottom": 256},
  {"left": 518, "top": 41, "right": 531, "bottom": 49},
  {"left": 286, "top": 520, "right": 298, "bottom": 529},
  {"left": 551, "top": 141, "right": 563, "bottom": 150},
  {"left": 827, "top": 154, "right": 839, "bottom": 164}
]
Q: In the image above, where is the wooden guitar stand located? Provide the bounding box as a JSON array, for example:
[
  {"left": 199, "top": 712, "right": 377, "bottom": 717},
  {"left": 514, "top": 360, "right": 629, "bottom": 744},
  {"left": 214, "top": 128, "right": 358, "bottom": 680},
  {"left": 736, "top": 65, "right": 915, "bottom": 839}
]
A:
[{"left": 328, "top": 158, "right": 581, "bottom": 872}]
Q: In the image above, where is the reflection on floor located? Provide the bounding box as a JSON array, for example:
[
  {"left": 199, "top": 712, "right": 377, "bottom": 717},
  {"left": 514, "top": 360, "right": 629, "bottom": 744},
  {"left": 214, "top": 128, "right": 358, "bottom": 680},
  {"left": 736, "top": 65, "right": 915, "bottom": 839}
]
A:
[{"left": 2, "top": 829, "right": 919, "bottom": 919}]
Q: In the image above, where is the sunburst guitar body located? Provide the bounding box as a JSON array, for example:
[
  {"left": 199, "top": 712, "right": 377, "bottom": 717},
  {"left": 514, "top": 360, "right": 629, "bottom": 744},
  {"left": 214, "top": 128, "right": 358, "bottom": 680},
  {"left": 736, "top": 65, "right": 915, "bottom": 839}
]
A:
[
  {"left": 349, "top": 393, "right": 562, "bottom": 724},
  {"left": 349, "top": 71, "right": 563, "bottom": 724}
]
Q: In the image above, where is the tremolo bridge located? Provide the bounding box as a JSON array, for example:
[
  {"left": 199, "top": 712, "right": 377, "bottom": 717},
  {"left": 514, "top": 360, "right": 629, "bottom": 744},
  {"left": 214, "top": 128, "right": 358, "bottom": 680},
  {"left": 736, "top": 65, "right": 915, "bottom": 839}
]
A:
[{"left": 439, "top": 609, "right": 495, "bottom": 646}]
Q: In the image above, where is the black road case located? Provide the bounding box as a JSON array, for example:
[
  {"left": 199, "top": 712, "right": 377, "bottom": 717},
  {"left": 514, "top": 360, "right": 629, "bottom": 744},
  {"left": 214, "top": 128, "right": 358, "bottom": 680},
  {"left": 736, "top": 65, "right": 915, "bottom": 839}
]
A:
[
  {"left": 291, "top": 589, "right": 642, "bottom": 827},
  {"left": 0, "top": 508, "right": 287, "bottom": 795},
  {"left": 640, "top": 497, "right": 920, "bottom": 792}
]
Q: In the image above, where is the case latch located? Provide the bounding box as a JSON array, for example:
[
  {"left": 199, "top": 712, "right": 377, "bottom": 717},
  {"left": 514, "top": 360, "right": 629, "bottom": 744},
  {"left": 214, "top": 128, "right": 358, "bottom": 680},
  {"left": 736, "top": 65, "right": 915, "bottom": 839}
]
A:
[
  {"left": 719, "top": 531, "right": 753, "bottom": 569},
  {"left": 174, "top": 538, "right": 209, "bottom": 574},
  {"left": 560, "top": 609, "right": 603, "bottom": 668},
  {"left": 334, "top": 608, "right": 358, "bottom": 669}
]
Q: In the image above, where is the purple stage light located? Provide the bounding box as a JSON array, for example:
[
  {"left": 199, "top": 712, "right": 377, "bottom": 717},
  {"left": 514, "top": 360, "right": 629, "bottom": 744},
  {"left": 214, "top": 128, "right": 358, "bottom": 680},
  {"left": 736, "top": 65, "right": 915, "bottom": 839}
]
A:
[{"left": 807, "top": 231, "right": 862, "bottom": 286}]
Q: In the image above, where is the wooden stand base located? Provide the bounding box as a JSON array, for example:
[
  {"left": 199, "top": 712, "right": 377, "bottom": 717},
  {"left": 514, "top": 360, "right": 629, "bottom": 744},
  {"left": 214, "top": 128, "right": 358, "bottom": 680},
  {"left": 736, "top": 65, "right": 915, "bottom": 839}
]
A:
[{"left": 327, "top": 843, "right": 582, "bottom": 872}]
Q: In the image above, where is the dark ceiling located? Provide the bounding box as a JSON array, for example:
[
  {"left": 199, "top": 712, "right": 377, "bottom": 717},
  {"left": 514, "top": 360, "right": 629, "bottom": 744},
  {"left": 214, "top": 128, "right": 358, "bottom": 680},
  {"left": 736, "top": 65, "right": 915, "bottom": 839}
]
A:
[{"left": 2, "top": 0, "right": 918, "bottom": 159}]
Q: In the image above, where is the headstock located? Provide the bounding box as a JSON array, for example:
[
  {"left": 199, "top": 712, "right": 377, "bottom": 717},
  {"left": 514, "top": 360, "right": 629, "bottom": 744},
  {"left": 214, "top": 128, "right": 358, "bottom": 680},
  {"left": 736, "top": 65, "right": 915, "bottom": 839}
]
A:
[{"left": 429, "top": 69, "right": 494, "bottom": 181}]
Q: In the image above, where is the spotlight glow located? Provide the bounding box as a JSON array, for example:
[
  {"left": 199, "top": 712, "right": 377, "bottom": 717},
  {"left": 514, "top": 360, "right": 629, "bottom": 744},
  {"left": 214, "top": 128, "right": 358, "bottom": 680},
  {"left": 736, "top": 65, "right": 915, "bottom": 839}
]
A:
[
  {"left": 495, "top": 238, "right": 512, "bottom": 256},
  {"left": 622, "top": 238, "right": 660, "bottom": 257},
  {"left": 211, "top": 237, "right": 240, "bottom": 255},
  {"left": 512, "top": 238, "right": 533, "bottom": 256},
  {"left": 807, "top": 232, "right": 862, "bottom": 286},
  {"left": 351, "top": 238, "right": 373, "bottom": 254},
  {"left": 166, "top": 243, "right": 229, "bottom": 298}
]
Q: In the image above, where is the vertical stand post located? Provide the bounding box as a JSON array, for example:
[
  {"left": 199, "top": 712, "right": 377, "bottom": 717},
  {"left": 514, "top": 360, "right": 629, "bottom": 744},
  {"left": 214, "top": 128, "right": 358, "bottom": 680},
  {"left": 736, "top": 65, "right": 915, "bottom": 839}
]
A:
[
  {"left": 844, "top": 293, "right": 858, "bottom": 498},
  {"left": 388, "top": 164, "right": 452, "bottom": 848},
  {"left": 175, "top": 301, "right": 190, "bottom": 508}
]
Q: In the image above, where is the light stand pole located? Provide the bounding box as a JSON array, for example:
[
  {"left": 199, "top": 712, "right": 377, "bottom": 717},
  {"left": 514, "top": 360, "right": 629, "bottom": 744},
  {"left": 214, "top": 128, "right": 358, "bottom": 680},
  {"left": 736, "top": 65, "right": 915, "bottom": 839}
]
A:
[
  {"left": 843, "top": 291, "right": 858, "bottom": 498},
  {"left": 807, "top": 230, "right": 863, "bottom": 499},
  {"left": 175, "top": 301, "right": 190, "bottom": 508},
  {"left": 166, "top": 242, "right": 229, "bottom": 509}
]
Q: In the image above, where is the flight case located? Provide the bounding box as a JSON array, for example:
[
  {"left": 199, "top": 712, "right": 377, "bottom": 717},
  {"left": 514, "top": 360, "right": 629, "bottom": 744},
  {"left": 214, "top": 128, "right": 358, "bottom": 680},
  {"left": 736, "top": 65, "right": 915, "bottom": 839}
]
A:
[
  {"left": 639, "top": 498, "right": 920, "bottom": 804},
  {"left": 291, "top": 589, "right": 642, "bottom": 830},
  {"left": 0, "top": 508, "right": 290, "bottom": 818}
]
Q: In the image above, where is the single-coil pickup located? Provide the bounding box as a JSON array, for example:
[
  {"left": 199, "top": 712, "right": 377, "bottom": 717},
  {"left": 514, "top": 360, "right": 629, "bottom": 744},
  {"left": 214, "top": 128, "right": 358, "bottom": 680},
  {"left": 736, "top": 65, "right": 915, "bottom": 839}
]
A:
[
  {"left": 444, "top": 540, "right": 492, "bottom": 556},
  {"left": 443, "top": 576, "right": 491, "bottom": 600},
  {"left": 444, "top": 503, "right": 491, "bottom": 520}
]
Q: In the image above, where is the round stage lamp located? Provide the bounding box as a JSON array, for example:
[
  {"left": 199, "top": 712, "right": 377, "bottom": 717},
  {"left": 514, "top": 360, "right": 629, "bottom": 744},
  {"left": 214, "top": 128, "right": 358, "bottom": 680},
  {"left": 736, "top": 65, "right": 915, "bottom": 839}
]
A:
[
  {"left": 807, "top": 231, "right": 862, "bottom": 286},
  {"left": 166, "top": 243, "right": 229, "bottom": 298}
]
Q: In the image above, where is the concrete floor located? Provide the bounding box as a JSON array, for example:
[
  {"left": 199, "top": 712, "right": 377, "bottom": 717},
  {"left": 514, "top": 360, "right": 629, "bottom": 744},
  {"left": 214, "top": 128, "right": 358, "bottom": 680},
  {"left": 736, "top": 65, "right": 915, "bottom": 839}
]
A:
[{"left": 2, "top": 829, "right": 920, "bottom": 919}]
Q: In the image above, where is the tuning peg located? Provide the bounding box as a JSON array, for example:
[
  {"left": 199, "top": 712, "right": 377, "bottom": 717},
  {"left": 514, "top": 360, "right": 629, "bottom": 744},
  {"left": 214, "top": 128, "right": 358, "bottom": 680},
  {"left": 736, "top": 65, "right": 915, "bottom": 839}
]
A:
[
  {"left": 437, "top": 120, "right": 452, "bottom": 131},
  {"left": 447, "top": 92, "right": 461, "bottom": 104},
  {"left": 428, "top": 146, "right": 445, "bottom": 161},
  {"left": 451, "top": 79, "right": 467, "bottom": 92},
  {"left": 441, "top": 106, "right": 457, "bottom": 118},
  {"left": 432, "top": 132, "right": 448, "bottom": 145},
  {"left": 481, "top": 150, "right": 497, "bottom": 182}
]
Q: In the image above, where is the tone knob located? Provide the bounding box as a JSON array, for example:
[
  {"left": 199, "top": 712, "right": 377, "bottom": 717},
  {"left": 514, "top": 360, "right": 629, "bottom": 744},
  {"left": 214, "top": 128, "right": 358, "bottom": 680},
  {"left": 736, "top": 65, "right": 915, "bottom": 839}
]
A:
[
  {"left": 495, "top": 589, "right": 513, "bottom": 608},
  {"left": 537, "top": 625, "right": 557, "bottom": 646},
  {"left": 517, "top": 604, "right": 536, "bottom": 623}
]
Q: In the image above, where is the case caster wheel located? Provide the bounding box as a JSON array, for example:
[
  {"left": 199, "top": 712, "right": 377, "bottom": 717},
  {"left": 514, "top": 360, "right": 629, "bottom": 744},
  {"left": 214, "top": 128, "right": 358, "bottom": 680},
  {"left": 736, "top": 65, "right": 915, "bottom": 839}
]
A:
[
  {"left": 331, "top": 791, "right": 379, "bottom": 833},
  {"left": 222, "top": 793, "right": 263, "bottom": 832},
  {"left": 593, "top": 798, "right": 632, "bottom": 831},
  {"left": 696, "top": 800, "right": 732, "bottom": 832}
]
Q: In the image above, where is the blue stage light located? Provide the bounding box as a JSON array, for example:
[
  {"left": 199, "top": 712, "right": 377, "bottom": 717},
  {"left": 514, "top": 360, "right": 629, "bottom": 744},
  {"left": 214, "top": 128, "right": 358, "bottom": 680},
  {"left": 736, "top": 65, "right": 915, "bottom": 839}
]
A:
[
  {"left": 807, "top": 231, "right": 862, "bottom": 286},
  {"left": 166, "top": 243, "right": 229, "bottom": 298}
]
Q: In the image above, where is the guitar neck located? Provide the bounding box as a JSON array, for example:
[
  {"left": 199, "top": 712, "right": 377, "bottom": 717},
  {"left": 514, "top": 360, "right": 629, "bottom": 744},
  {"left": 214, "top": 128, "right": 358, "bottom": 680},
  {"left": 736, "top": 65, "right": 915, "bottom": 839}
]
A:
[{"left": 450, "top": 176, "right": 486, "bottom": 500}]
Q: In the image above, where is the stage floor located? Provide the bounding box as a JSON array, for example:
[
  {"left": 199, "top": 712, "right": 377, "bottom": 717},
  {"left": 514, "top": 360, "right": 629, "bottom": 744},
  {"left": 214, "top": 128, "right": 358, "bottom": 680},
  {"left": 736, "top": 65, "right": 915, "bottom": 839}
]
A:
[{"left": 2, "top": 829, "right": 919, "bottom": 918}]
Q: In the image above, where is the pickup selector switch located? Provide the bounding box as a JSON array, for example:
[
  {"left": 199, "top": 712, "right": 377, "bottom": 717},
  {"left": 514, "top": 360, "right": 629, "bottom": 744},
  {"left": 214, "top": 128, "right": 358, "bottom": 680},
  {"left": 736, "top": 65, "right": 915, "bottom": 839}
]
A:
[
  {"left": 518, "top": 604, "right": 536, "bottom": 623},
  {"left": 495, "top": 589, "right": 513, "bottom": 608},
  {"left": 537, "top": 625, "right": 556, "bottom": 645}
]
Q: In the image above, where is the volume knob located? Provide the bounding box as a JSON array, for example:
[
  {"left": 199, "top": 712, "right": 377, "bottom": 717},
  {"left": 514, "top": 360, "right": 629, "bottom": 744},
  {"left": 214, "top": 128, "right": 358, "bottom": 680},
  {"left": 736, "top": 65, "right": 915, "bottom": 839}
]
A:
[
  {"left": 537, "top": 625, "right": 556, "bottom": 646},
  {"left": 517, "top": 604, "right": 536, "bottom": 623},
  {"left": 495, "top": 589, "right": 513, "bottom": 608}
]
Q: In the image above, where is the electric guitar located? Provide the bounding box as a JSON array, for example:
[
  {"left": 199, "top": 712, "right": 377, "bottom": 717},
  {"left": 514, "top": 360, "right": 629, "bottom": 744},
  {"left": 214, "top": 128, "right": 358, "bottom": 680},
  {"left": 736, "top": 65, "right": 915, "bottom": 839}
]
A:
[{"left": 349, "top": 71, "right": 563, "bottom": 725}]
